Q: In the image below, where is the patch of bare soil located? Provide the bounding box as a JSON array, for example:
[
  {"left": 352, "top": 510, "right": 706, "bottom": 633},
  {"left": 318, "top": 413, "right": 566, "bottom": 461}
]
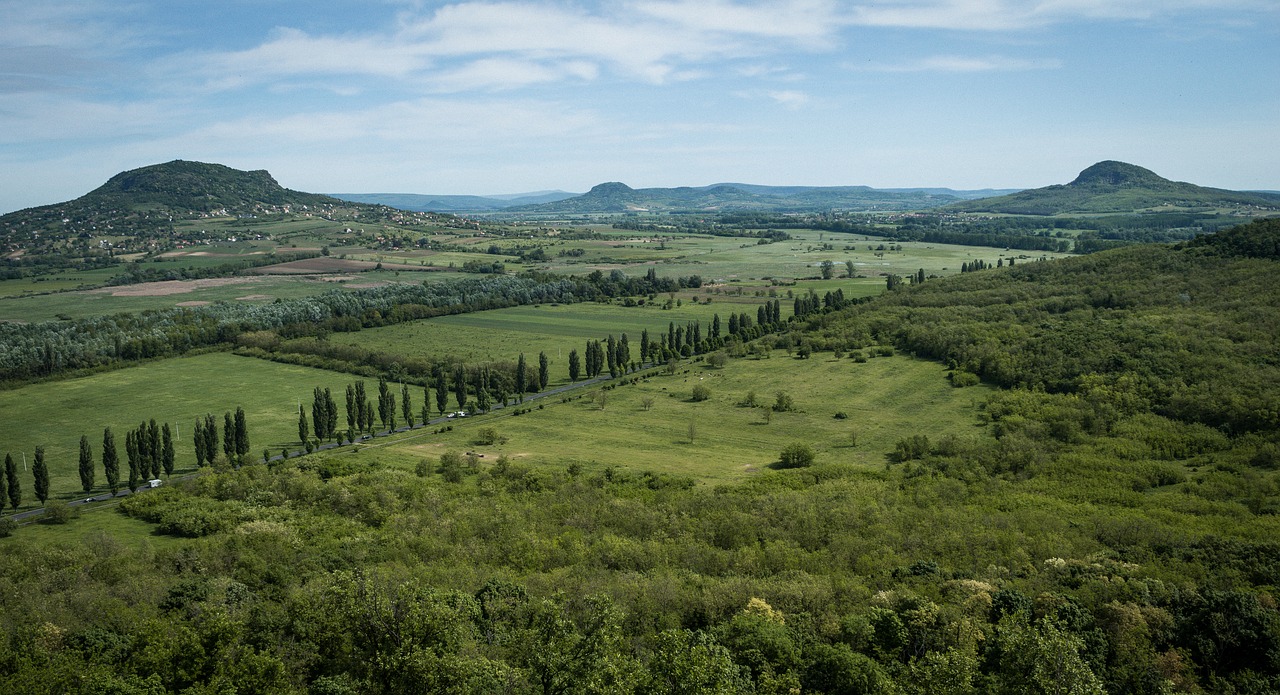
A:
[{"left": 89, "top": 276, "right": 266, "bottom": 297}]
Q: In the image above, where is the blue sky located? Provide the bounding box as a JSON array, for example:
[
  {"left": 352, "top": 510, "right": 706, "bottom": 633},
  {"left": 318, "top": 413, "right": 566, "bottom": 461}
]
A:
[{"left": 1, "top": 0, "right": 1277, "bottom": 213}]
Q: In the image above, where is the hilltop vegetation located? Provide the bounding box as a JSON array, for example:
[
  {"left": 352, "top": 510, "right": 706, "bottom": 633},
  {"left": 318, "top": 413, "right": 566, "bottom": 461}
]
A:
[{"left": 948, "top": 161, "right": 1280, "bottom": 215}]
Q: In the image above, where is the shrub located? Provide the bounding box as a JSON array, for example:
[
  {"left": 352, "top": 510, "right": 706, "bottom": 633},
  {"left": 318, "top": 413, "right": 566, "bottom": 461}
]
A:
[
  {"left": 773, "top": 391, "right": 796, "bottom": 412},
  {"left": 778, "top": 443, "right": 815, "bottom": 468},
  {"left": 474, "top": 427, "right": 508, "bottom": 446},
  {"left": 41, "top": 499, "right": 74, "bottom": 525},
  {"left": 949, "top": 370, "right": 980, "bottom": 387},
  {"left": 0, "top": 516, "right": 17, "bottom": 537},
  {"left": 691, "top": 384, "right": 711, "bottom": 402},
  {"left": 894, "top": 435, "right": 931, "bottom": 462}
]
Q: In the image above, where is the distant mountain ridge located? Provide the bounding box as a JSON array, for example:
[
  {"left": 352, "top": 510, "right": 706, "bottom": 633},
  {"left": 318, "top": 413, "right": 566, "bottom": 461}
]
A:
[
  {"left": 947, "top": 161, "right": 1280, "bottom": 215},
  {"left": 501, "top": 181, "right": 967, "bottom": 214},
  {"left": 330, "top": 191, "right": 578, "bottom": 212}
]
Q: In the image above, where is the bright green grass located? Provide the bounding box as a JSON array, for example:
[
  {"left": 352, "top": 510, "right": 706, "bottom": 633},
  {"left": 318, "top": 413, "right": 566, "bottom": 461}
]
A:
[
  {"left": 369, "top": 350, "right": 992, "bottom": 485},
  {"left": 15, "top": 504, "right": 186, "bottom": 551},
  {"left": 327, "top": 299, "right": 771, "bottom": 373},
  {"left": 0, "top": 353, "right": 360, "bottom": 509}
]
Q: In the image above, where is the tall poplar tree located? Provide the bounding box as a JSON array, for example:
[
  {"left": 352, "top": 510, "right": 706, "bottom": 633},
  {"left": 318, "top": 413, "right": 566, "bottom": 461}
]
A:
[
  {"left": 125, "top": 430, "right": 140, "bottom": 492},
  {"left": 234, "top": 407, "right": 249, "bottom": 463},
  {"left": 193, "top": 418, "right": 207, "bottom": 467},
  {"left": 79, "top": 434, "right": 95, "bottom": 493},
  {"left": 453, "top": 364, "right": 467, "bottom": 411},
  {"left": 539, "top": 351, "right": 550, "bottom": 390},
  {"left": 148, "top": 419, "right": 161, "bottom": 478},
  {"left": 103, "top": 428, "right": 119, "bottom": 494},
  {"left": 298, "top": 405, "right": 310, "bottom": 445},
  {"left": 162, "top": 423, "right": 175, "bottom": 476},
  {"left": 4, "top": 453, "right": 19, "bottom": 509},
  {"left": 569, "top": 349, "right": 581, "bottom": 381},
  {"left": 401, "top": 383, "right": 413, "bottom": 428},
  {"left": 354, "top": 381, "right": 368, "bottom": 433},
  {"left": 32, "top": 446, "right": 49, "bottom": 503},
  {"left": 312, "top": 386, "right": 329, "bottom": 441},
  {"left": 0, "top": 453, "right": 7, "bottom": 508},
  {"left": 435, "top": 368, "right": 449, "bottom": 417},
  {"left": 223, "top": 412, "right": 235, "bottom": 462},
  {"left": 346, "top": 383, "right": 357, "bottom": 432},
  {"left": 325, "top": 389, "right": 338, "bottom": 441},
  {"left": 515, "top": 353, "right": 527, "bottom": 402},
  {"left": 203, "top": 414, "right": 218, "bottom": 465}
]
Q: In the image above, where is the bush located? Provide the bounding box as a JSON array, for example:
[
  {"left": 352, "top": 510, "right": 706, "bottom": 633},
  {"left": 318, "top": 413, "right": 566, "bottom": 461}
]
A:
[
  {"left": 894, "top": 435, "right": 931, "bottom": 462},
  {"left": 778, "top": 443, "right": 815, "bottom": 468},
  {"left": 41, "top": 499, "right": 75, "bottom": 524},
  {"left": 0, "top": 516, "right": 16, "bottom": 537},
  {"left": 691, "top": 384, "right": 711, "bottom": 402},
  {"left": 949, "top": 370, "right": 980, "bottom": 387},
  {"left": 773, "top": 391, "right": 796, "bottom": 412},
  {"left": 474, "top": 427, "right": 508, "bottom": 446}
]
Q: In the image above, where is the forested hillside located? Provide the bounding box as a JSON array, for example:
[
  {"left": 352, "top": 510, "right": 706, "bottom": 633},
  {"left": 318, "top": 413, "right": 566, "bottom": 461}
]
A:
[{"left": 1, "top": 220, "right": 1278, "bottom": 694}]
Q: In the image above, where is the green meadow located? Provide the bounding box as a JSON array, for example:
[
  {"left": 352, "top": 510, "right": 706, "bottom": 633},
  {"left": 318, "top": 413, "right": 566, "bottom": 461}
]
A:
[
  {"left": 370, "top": 350, "right": 992, "bottom": 485},
  {"left": 327, "top": 297, "right": 773, "bottom": 370},
  {"left": 0, "top": 352, "right": 359, "bottom": 508}
]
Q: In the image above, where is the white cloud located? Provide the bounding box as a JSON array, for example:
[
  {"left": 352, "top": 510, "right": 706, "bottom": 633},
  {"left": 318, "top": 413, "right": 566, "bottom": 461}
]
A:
[
  {"left": 856, "top": 54, "right": 1063, "bottom": 72},
  {"left": 767, "top": 90, "right": 812, "bottom": 108},
  {"left": 844, "top": 0, "right": 1276, "bottom": 31}
]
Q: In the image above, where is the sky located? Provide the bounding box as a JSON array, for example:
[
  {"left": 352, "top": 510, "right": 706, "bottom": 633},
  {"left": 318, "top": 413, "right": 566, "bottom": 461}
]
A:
[{"left": 1, "top": 0, "right": 1277, "bottom": 213}]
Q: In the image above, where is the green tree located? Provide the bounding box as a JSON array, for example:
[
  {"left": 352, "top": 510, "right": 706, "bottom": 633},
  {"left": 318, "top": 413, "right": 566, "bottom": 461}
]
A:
[
  {"left": 354, "top": 381, "right": 368, "bottom": 433},
  {"left": 452, "top": 364, "right": 467, "bottom": 411},
  {"left": 845, "top": 259, "right": 856, "bottom": 278},
  {"left": 516, "top": 353, "right": 528, "bottom": 402},
  {"left": 32, "top": 446, "right": 49, "bottom": 502},
  {"left": 772, "top": 391, "right": 795, "bottom": 412},
  {"left": 4, "top": 452, "right": 18, "bottom": 509},
  {"left": 821, "top": 259, "right": 835, "bottom": 279},
  {"left": 401, "top": 382, "right": 413, "bottom": 428},
  {"left": 691, "top": 384, "right": 711, "bottom": 402},
  {"left": 298, "top": 404, "right": 310, "bottom": 445},
  {"left": 569, "top": 349, "right": 581, "bottom": 382},
  {"left": 312, "top": 386, "right": 329, "bottom": 441},
  {"left": 193, "top": 418, "right": 207, "bottom": 467},
  {"left": 645, "top": 629, "right": 750, "bottom": 694},
  {"left": 539, "top": 351, "right": 550, "bottom": 390},
  {"left": 234, "top": 407, "right": 249, "bottom": 463},
  {"left": 148, "top": 419, "right": 162, "bottom": 478},
  {"left": 126, "top": 430, "right": 140, "bottom": 491},
  {"left": 346, "top": 383, "right": 357, "bottom": 432},
  {"left": 435, "top": 368, "right": 449, "bottom": 417},
  {"left": 102, "top": 428, "right": 119, "bottom": 494},
  {"left": 162, "top": 423, "right": 175, "bottom": 476},
  {"left": 223, "top": 411, "right": 235, "bottom": 462},
  {"left": 203, "top": 414, "right": 218, "bottom": 464},
  {"left": 79, "top": 434, "right": 95, "bottom": 493},
  {"left": 778, "top": 442, "right": 815, "bottom": 468}
]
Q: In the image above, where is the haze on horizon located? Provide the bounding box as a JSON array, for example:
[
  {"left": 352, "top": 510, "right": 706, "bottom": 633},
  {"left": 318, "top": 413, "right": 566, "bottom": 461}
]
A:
[{"left": 1, "top": 0, "right": 1277, "bottom": 214}]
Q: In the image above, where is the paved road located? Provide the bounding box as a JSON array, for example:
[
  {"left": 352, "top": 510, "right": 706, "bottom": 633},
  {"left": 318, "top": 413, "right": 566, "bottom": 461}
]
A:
[{"left": 8, "top": 363, "right": 661, "bottom": 525}]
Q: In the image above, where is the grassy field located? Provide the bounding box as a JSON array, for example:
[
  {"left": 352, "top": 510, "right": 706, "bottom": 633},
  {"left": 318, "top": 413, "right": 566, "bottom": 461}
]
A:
[
  {"left": 326, "top": 298, "right": 774, "bottom": 371},
  {"left": 360, "top": 350, "right": 992, "bottom": 485},
  {"left": 0, "top": 352, "right": 360, "bottom": 508}
]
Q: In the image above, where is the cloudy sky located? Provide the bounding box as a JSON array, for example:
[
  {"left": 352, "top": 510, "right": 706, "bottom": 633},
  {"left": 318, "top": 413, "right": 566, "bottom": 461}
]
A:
[{"left": 1, "top": 0, "right": 1276, "bottom": 213}]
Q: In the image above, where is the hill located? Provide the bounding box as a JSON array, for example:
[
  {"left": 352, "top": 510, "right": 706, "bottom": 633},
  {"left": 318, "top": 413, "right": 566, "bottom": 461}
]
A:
[
  {"left": 947, "top": 160, "right": 1280, "bottom": 215},
  {"left": 0, "top": 160, "right": 405, "bottom": 252},
  {"left": 507, "top": 181, "right": 963, "bottom": 214}
]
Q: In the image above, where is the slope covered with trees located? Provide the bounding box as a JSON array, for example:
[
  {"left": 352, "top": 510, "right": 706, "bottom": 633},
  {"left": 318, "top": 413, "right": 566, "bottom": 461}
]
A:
[{"left": 1, "top": 220, "right": 1278, "bottom": 693}]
